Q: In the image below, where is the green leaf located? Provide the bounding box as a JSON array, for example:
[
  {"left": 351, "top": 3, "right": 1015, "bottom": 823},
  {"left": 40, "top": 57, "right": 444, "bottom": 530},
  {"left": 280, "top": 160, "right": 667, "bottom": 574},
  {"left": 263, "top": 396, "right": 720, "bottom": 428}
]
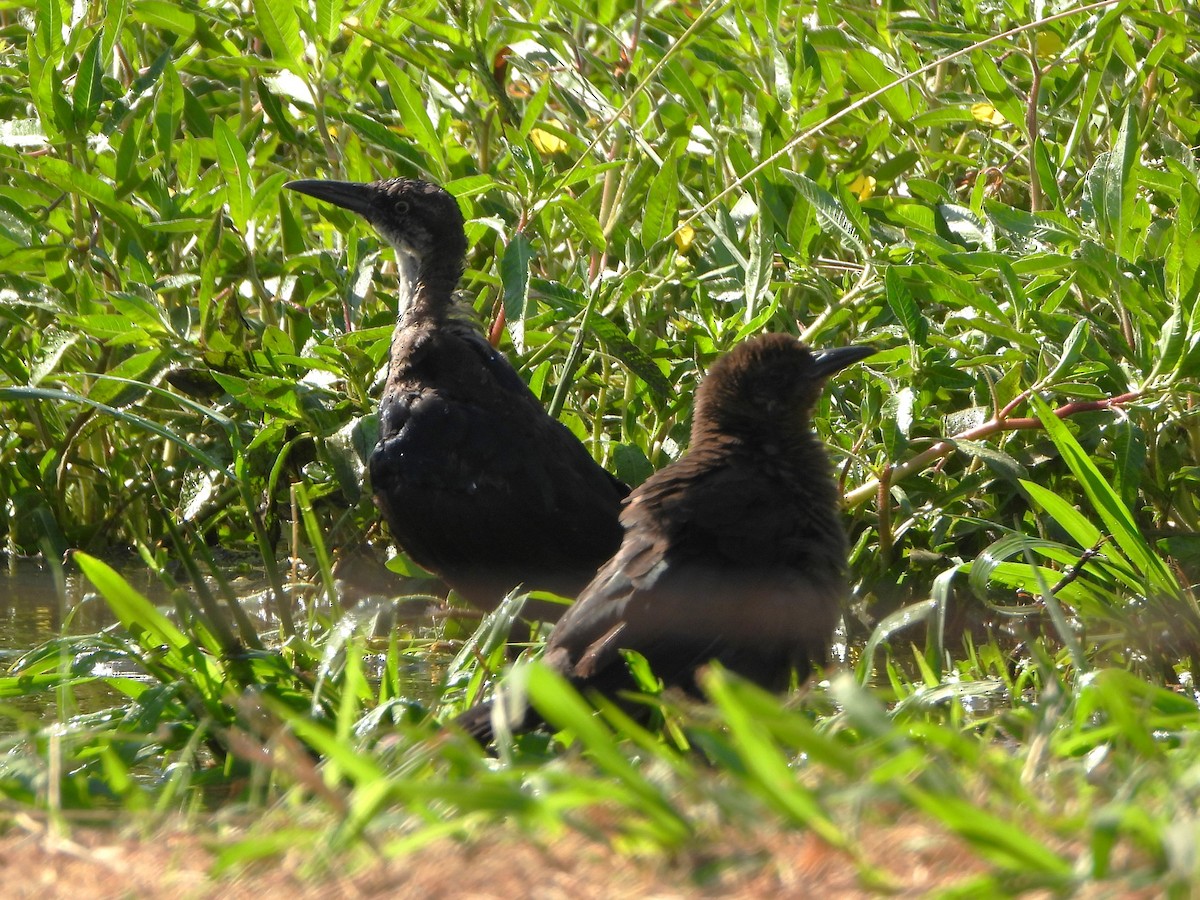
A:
[
  {"left": 844, "top": 48, "right": 914, "bottom": 121},
  {"left": 27, "top": 33, "right": 64, "bottom": 139},
  {"left": 744, "top": 212, "right": 773, "bottom": 309},
  {"left": 702, "top": 667, "right": 845, "bottom": 846},
  {"left": 314, "top": 0, "right": 342, "bottom": 44},
  {"left": 341, "top": 111, "right": 424, "bottom": 168},
  {"left": 0, "top": 386, "right": 230, "bottom": 473},
  {"left": 32, "top": 156, "right": 141, "bottom": 233},
  {"left": 132, "top": 0, "right": 198, "bottom": 37},
  {"left": 782, "top": 169, "right": 869, "bottom": 255},
  {"left": 1045, "top": 319, "right": 1090, "bottom": 384},
  {"left": 34, "top": 0, "right": 64, "bottom": 60},
  {"left": 1032, "top": 137, "right": 1061, "bottom": 210},
  {"left": 75, "top": 553, "right": 227, "bottom": 697},
  {"left": 253, "top": 0, "right": 305, "bottom": 72},
  {"left": 526, "top": 664, "right": 692, "bottom": 844},
  {"left": 858, "top": 599, "right": 939, "bottom": 683},
  {"left": 533, "top": 279, "right": 672, "bottom": 402},
  {"left": 1030, "top": 394, "right": 1179, "bottom": 596},
  {"left": 501, "top": 232, "right": 535, "bottom": 352},
  {"left": 971, "top": 52, "right": 1024, "bottom": 134},
  {"left": 101, "top": 0, "right": 129, "bottom": 59},
  {"left": 1083, "top": 104, "right": 1138, "bottom": 256},
  {"left": 378, "top": 58, "right": 447, "bottom": 177},
  {"left": 641, "top": 146, "right": 680, "bottom": 249},
  {"left": 906, "top": 789, "right": 1074, "bottom": 878},
  {"left": 554, "top": 195, "right": 606, "bottom": 252},
  {"left": 884, "top": 266, "right": 928, "bottom": 344},
  {"left": 155, "top": 61, "right": 184, "bottom": 159},
  {"left": 72, "top": 32, "right": 105, "bottom": 133},
  {"left": 214, "top": 117, "right": 252, "bottom": 233},
  {"left": 1147, "top": 302, "right": 1185, "bottom": 382}
]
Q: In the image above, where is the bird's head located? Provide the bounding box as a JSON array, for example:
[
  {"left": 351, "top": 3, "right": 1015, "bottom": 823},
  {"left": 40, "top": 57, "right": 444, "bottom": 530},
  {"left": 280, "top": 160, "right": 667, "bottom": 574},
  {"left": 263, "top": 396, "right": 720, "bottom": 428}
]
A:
[
  {"left": 285, "top": 177, "right": 468, "bottom": 293},
  {"left": 694, "top": 334, "right": 875, "bottom": 441}
]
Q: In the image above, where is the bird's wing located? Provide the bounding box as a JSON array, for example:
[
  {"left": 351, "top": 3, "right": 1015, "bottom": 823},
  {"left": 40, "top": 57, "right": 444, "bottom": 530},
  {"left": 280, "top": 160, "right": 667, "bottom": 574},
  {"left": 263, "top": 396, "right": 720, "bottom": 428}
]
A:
[
  {"left": 546, "top": 462, "right": 844, "bottom": 688},
  {"left": 661, "top": 455, "right": 843, "bottom": 563},
  {"left": 370, "top": 331, "right": 628, "bottom": 605}
]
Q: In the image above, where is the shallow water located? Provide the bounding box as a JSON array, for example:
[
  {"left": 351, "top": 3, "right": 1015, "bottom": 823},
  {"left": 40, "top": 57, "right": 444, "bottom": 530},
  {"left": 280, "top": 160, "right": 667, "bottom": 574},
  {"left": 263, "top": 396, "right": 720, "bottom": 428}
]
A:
[
  {"left": 0, "top": 553, "right": 455, "bottom": 727},
  {"left": 0, "top": 557, "right": 127, "bottom": 653}
]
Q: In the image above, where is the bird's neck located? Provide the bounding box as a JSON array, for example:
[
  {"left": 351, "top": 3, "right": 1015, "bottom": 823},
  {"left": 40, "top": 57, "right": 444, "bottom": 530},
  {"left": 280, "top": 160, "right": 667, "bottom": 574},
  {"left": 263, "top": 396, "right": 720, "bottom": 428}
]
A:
[
  {"left": 396, "top": 252, "right": 463, "bottom": 326},
  {"left": 690, "top": 412, "right": 813, "bottom": 457}
]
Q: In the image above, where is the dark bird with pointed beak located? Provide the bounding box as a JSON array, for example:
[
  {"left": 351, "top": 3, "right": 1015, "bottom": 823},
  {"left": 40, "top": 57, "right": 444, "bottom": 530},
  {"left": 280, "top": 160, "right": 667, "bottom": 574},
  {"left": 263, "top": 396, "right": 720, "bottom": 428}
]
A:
[
  {"left": 285, "top": 177, "right": 629, "bottom": 621},
  {"left": 454, "top": 334, "right": 875, "bottom": 744}
]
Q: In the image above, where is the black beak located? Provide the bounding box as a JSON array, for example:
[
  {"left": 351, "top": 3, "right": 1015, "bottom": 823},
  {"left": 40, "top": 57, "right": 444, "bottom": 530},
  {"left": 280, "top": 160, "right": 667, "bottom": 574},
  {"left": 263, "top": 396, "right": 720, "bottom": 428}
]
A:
[
  {"left": 285, "top": 179, "right": 375, "bottom": 217},
  {"left": 811, "top": 344, "right": 877, "bottom": 378}
]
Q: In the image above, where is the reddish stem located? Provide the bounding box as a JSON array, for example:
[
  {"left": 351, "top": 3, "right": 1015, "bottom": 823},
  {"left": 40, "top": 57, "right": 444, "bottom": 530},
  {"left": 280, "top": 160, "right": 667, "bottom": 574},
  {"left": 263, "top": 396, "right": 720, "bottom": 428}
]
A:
[{"left": 845, "top": 390, "right": 1142, "bottom": 509}]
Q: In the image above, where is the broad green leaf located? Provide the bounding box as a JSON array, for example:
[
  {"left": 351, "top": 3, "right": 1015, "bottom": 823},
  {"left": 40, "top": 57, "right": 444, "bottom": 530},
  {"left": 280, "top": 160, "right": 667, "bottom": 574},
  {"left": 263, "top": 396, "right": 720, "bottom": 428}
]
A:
[
  {"left": 101, "top": 0, "right": 128, "bottom": 59},
  {"left": 155, "top": 60, "right": 184, "bottom": 159},
  {"left": 1147, "top": 302, "right": 1184, "bottom": 382},
  {"left": 703, "top": 667, "right": 845, "bottom": 846},
  {"left": 0, "top": 386, "right": 229, "bottom": 473},
  {"left": 783, "top": 169, "right": 869, "bottom": 255},
  {"left": 1030, "top": 394, "right": 1179, "bottom": 596},
  {"left": 253, "top": 0, "right": 305, "bottom": 73},
  {"left": 844, "top": 48, "right": 914, "bottom": 121},
  {"left": 906, "top": 789, "right": 1074, "bottom": 878},
  {"left": 501, "top": 232, "right": 535, "bottom": 352},
  {"left": 72, "top": 32, "right": 104, "bottom": 133},
  {"left": 1045, "top": 319, "right": 1090, "bottom": 384},
  {"left": 859, "top": 599, "right": 939, "bottom": 683},
  {"left": 526, "top": 664, "right": 692, "bottom": 843},
  {"left": 341, "top": 111, "right": 424, "bottom": 168},
  {"left": 214, "top": 117, "right": 252, "bottom": 232},
  {"left": 554, "top": 195, "right": 606, "bottom": 252},
  {"left": 642, "top": 145, "right": 680, "bottom": 249},
  {"left": 1083, "top": 105, "right": 1138, "bottom": 256},
  {"left": 31, "top": 156, "right": 141, "bottom": 233},
  {"left": 378, "top": 59, "right": 447, "bottom": 177},
  {"left": 971, "top": 52, "right": 1024, "bottom": 134},
  {"left": 29, "top": 328, "right": 77, "bottom": 385},
  {"left": 75, "top": 553, "right": 226, "bottom": 698},
  {"left": 884, "top": 266, "right": 928, "bottom": 344},
  {"left": 314, "top": 0, "right": 343, "bottom": 44},
  {"left": 131, "top": 0, "right": 197, "bottom": 37},
  {"left": 533, "top": 279, "right": 672, "bottom": 402},
  {"left": 744, "top": 211, "right": 772, "bottom": 309}
]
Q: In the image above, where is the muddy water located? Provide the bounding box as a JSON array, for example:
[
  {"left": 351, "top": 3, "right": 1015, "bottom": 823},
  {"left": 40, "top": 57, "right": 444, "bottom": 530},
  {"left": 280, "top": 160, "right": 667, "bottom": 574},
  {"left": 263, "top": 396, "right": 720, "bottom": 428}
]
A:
[{"left": 0, "top": 554, "right": 455, "bottom": 726}]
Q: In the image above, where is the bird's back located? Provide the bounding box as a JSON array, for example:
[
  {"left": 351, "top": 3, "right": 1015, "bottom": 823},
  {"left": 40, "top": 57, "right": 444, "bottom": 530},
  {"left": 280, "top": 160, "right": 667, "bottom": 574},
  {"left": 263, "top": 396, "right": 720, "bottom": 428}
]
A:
[
  {"left": 369, "top": 314, "right": 629, "bottom": 618},
  {"left": 544, "top": 437, "right": 846, "bottom": 692}
]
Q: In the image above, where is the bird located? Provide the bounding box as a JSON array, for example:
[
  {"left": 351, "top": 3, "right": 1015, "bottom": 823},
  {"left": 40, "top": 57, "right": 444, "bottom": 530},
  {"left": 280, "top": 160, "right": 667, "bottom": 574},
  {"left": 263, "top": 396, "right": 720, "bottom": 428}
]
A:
[
  {"left": 453, "top": 334, "right": 875, "bottom": 744},
  {"left": 284, "top": 177, "right": 630, "bottom": 622}
]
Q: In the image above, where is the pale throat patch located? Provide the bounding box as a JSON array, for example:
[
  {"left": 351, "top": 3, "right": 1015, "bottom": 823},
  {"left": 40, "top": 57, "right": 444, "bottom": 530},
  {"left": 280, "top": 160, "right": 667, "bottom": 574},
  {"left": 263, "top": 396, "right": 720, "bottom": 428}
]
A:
[{"left": 392, "top": 244, "right": 421, "bottom": 314}]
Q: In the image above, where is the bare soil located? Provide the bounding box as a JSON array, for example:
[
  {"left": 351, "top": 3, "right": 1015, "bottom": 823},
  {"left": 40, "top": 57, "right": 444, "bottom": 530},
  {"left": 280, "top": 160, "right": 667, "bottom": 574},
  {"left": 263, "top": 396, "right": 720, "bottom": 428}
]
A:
[{"left": 1, "top": 812, "right": 991, "bottom": 899}]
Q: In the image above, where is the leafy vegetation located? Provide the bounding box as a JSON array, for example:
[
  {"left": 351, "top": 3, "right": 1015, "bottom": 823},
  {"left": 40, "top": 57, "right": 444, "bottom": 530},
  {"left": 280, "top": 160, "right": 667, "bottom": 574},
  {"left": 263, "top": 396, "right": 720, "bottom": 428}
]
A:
[{"left": 2, "top": 0, "right": 1200, "bottom": 892}]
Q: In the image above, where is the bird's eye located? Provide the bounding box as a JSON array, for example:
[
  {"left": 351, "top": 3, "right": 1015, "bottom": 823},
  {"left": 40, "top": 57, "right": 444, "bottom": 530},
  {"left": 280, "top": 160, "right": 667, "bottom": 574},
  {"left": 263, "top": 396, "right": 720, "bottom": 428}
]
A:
[{"left": 396, "top": 201, "right": 410, "bottom": 214}]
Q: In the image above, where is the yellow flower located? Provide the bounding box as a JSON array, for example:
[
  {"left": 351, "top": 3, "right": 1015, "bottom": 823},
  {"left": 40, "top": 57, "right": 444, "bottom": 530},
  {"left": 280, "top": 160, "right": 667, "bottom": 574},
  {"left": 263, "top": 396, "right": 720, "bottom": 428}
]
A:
[
  {"left": 530, "top": 127, "right": 568, "bottom": 155},
  {"left": 1035, "top": 31, "right": 1064, "bottom": 56},
  {"left": 971, "top": 103, "right": 1006, "bottom": 127},
  {"left": 849, "top": 174, "right": 876, "bottom": 201},
  {"left": 674, "top": 224, "right": 696, "bottom": 253}
]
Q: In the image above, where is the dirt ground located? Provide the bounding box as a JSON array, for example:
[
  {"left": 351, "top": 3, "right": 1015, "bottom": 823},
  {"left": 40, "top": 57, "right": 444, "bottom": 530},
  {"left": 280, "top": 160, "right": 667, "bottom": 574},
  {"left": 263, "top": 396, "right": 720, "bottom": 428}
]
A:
[
  {"left": 1, "top": 812, "right": 1168, "bottom": 898},
  {"left": 0, "top": 813, "right": 991, "bottom": 899}
]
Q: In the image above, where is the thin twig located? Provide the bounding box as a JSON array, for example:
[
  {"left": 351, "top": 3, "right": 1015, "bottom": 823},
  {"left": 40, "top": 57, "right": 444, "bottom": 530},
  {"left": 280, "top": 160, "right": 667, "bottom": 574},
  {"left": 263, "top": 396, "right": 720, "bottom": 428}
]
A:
[{"left": 845, "top": 391, "right": 1142, "bottom": 509}]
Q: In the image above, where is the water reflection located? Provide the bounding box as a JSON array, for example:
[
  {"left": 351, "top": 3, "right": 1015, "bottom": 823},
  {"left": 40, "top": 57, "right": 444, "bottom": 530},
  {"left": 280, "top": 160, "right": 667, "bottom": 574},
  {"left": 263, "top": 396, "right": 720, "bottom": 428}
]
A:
[
  {"left": 0, "top": 557, "right": 131, "bottom": 654},
  {"left": 0, "top": 552, "right": 459, "bottom": 727}
]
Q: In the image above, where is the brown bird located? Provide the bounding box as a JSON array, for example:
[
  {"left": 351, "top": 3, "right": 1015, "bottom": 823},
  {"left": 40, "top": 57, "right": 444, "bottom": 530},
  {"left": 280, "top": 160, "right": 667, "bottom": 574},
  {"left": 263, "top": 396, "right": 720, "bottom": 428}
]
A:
[
  {"left": 285, "top": 178, "right": 629, "bottom": 621},
  {"left": 454, "top": 334, "right": 875, "bottom": 743}
]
